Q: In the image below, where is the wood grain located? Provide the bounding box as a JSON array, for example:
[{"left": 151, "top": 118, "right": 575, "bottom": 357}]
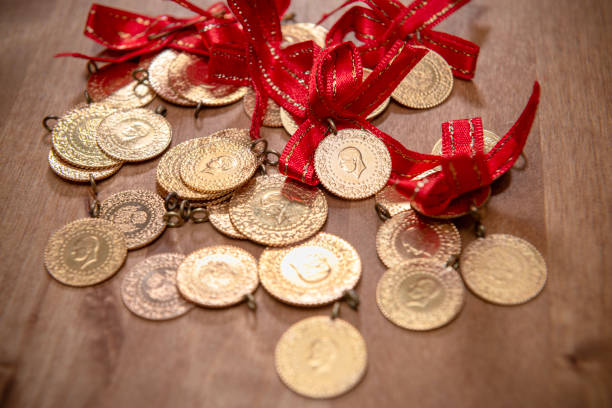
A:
[{"left": 0, "top": 0, "right": 611, "bottom": 407}]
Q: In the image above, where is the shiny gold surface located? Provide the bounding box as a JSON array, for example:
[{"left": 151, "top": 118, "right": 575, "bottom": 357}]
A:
[
  {"left": 243, "top": 87, "right": 283, "bottom": 127},
  {"left": 208, "top": 200, "right": 246, "bottom": 239},
  {"left": 281, "top": 23, "right": 328, "bottom": 47},
  {"left": 375, "top": 186, "right": 412, "bottom": 217},
  {"left": 432, "top": 130, "right": 501, "bottom": 155},
  {"left": 149, "top": 50, "right": 196, "bottom": 106},
  {"left": 101, "top": 81, "right": 156, "bottom": 109},
  {"left": 48, "top": 149, "right": 122, "bottom": 182}
]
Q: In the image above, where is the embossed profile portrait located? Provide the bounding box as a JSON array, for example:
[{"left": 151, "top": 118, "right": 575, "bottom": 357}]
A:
[
  {"left": 118, "top": 120, "right": 152, "bottom": 146},
  {"left": 338, "top": 147, "right": 366, "bottom": 181},
  {"left": 396, "top": 223, "right": 440, "bottom": 259},
  {"left": 288, "top": 252, "right": 332, "bottom": 284},
  {"left": 69, "top": 235, "right": 101, "bottom": 270},
  {"left": 307, "top": 337, "right": 337, "bottom": 373},
  {"left": 199, "top": 155, "right": 237, "bottom": 176},
  {"left": 199, "top": 260, "right": 235, "bottom": 288},
  {"left": 400, "top": 276, "right": 441, "bottom": 308},
  {"left": 112, "top": 204, "right": 149, "bottom": 234},
  {"left": 407, "top": 60, "right": 435, "bottom": 91},
  {"left": 143, "top": 268, "right": 176, "bottom": 302},
  {"left": 255, "top": 190, "right": 305, "bottom": 227}
]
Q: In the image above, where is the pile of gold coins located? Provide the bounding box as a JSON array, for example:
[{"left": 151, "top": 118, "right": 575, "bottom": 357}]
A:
[{"left": 43, "top": 20, "right": 547, "bottom": 400}]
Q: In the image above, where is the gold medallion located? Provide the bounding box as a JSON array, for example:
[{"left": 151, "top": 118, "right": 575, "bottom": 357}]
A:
[
  {"left": 148, "top": 49, "right": 196, "bottom": 106},
  {"left": 176, "top": 245, "right": 259, "bottom": 307},
  {"left": 391, "top": 48, "right": 453, "bottom": 109},
  {"left": 229, "top": 174, "right": 328, "bottom": 246},
  {"left": 96, "top": 108, "right": 172, "bottom": 162},
  {"left": 376, "top": 209, "right": 461, "bottom": 268},
  {"left": 460, "top": 234, "right": 547, "bottom": 305},
  {"left": 363, "top": 68, "right": 390, "bottom": 120},
  {"left": 99, "top": 190, "right": 166, "bottom": 250},
  {"left": 281, "top": 23, "right": 328, "bottom": 47},
  {"left": 243, "top": 87, "right": 282, "bottom": 127},
  {"left": 44, "top": 218, "right": 127, "bottom": 286},
  {"left": 375, "top": 185, "right": 412, "bottom": 217},
  {"left": 121, "top": 253, "right": 194, "bottom": 320},
  {"left": 275, "top": 316, "right": 367, "bottom": 399},
  {"left": 376, "top": 259, "right": 464, "bottom": 330},
  {"left": 432, "top": 130, "right": 501, "bottom": 155},
  {"left": 179, "top": 138, "right": 257, "bottom": 194},
  {"left": 87, "top": 61, "right": 138, "bottom": 102},
  {"left": 51, "top": 104, "right": 122, "bottom": 169},
  {"left": 48, "top": 149, "right": 122, "bottom": 182},
  {"left": 314, "top": 128, "right": 391, "bottom": 199},
  {"left": 259, "top": 232, "right": 361, "bottom": 306},
  {"left": 168, "top": 53, "right": 247, "bottom": 106},
  {"left": 208, "top": 201, "right": 246, "bottom": 239},
  {"left": 101, "top": 81, "right": 156, "bottom": 109}
]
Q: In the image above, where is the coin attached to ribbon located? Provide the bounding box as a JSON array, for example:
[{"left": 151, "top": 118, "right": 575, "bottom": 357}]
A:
[
  {"left": 243, "top": 87, "right": 282, "bottom": 127},
  {"left": 432, "top": 130, "right": 501, "bottom": 155}
]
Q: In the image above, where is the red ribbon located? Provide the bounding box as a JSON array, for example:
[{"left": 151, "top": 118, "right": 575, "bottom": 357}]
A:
[{"left": 320, "top": 0, "right": 480, "bottom": 79}]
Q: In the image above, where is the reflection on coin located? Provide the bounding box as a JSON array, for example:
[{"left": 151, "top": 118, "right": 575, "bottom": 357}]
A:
[
  {"left": 460, "top": 234, "right": 547, "bottom": 305},
  {"left": 149, "top": 50, "right": 196, "bottom": 106},
  {"left": 275, "top": 316, "right": 367, "bottom": 399},
  {"left": 375, "top": 186, "right": 411, "bottom": 217},
  {"left": 180, "top": 138, "right": 257, "bottom": 193},
  {"left": 391, "top": 48, "right": 453, "bottom": 109},
  {"left": 51, "top": 104, "right": 122, "bottom": 169},
  {"left": 209, "top": 201, "right": 246, "bottom": 239},
  {"left": 377, "top": 259, "right": 464, "bottom": 330},
  {"left": 376, "top": 209, "right": 461, "bottom": 268},
  {"left": 259, "top": 232, "right": 361, "bottom": 306},
  {"left": 100, "top": 190, "right": 166, "bottom": 250},
  {"left": 44, "top": 218, "right": 127, "bottom": 286},
  {"left": 87, "top": 61, "right": 138, "bottom": 102},
  {"left": 432, "top": 130, "right": 501, "bottom": 155},
  {"left": 97, "top": 108, "right": 172, "bottom": 162},
  {"left": 176, "top": 245, "right": 259, "bottom": 307},
  {"left": 102, "top": 81, "right": 156, "bottom": 109},
  {"left": 315, "top": 128, "right": 391, "bottom": 199},
  {"left": 48, "top": 150, "right": 122, "bottom": 182},
  {"left": 229, "top": 174, "right": 328, "bottom": 246},
  {"left": 281, "top": 23, "right": 328, "bottom": 47},
  {"left": 121, "top": 253, "right": 194, "bottom": 320},
  {"left": 168, "top": 53, "right": 247, "bottom": 106},
  {"left": 243, "top": 87, "right": 282, "bottom": 127}
]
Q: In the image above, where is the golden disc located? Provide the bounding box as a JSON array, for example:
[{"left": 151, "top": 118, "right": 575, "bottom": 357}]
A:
[
  {"left": 48, "top": 149, "right": 122, "bottom": 182},
  {"left": 281, "top": 23, "right": 328, "bottom": 47},
  {"left": 101, "top": 81, "right": 156, "bottom": 109},
  {"left": 314, "top": 128, "right": 391, "bottom": 199},
  {"left": 259, "top": 232, "right": 361, "bottom": 306},
  {"left": 148, "top": 49, "right": 196, "bottom": 106},
  {"left": 176, "top": 245, "right": 259, "bottom": 307},
  {"left": 432, "top": 130, "right": 501, "bottom": 155},
  {"left": 391, "top": 48, "right": 453, "bottom": 109},
  {"left": 229, "top": 174, "right": 328, "bottom": 246},
  {"left": 99, "top": 190, "right": 166, "bottom": 250},
  {"left": 376, "top": 259, "right": 464, "bottom": 330},
  {"left": 375, "top": 185, "right": 412, "bottom": 217},
  {"left": 121, "top": 253, "right": 194, "bottom": 320},
  {"left": 243, "top": 87, "right": 282, "bottom": 127},
  {"left": 167, "top": 52, "right": 247, "bottom": 106},
  {"left": 180, "top": 138, "right": 258, "bottom": 193},
  {"left": 363, "top": 68, "right": 390, "bottom": 120},
  {"left": 460, "top": 234, "right": 547, "bottom": 305},
  {"left": 96, "top": 108, "right": 172, "bottom": 162},
  {"left": 51, "top": 104, "right": 122, "bottom": 169},
  {"left": 275, "top": 316, "right": 367, "bottom": 399},
  {"left": 44, "top": 218, "right": 127, "bottom": 286},
  {"left": 208, "top": 201, "right": 246, "bottom": 239},
  {"left": 376, "top": 209, "right": 461, "bottom": 268}
]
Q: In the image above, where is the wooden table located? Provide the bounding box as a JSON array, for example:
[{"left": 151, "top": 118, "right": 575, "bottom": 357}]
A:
[{"left": 1, "top": 0, "right": 610, "bottom": 406}]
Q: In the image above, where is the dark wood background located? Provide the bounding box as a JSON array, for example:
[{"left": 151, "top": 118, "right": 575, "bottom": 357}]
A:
[{"left": 1, "top": 0, "right": 611, "bottom": 407}]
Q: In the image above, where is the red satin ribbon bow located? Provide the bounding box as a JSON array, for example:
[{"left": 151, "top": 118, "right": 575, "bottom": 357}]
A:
[{"left": 321, "top": 0, "right": 480, "bottom": 79}]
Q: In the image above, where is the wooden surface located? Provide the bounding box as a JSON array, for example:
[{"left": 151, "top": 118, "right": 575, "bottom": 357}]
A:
[{"left": 1, "top": 0, "right": 611, "bottom": 407}]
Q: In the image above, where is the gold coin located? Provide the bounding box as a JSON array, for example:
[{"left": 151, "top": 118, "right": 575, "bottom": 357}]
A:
[
  {"left": 375, "top": 185, "right": 412, "bottom": 217},
  {"left": 149, "top": 50, "right": 196, "bottom": 106},
  {"left": 208, "top": 201, "right": 246, "bottom": 239},
  {"left": 314, "top": 128, "right": 391, "bottom": 199},
  {"left": 176, "top": 245, "right": 259, "bottom": 307},
  {"left": 180, "top": 138, "right": 257, "bottom": 194},
  {"left": 48, "top": 149, "right": 122, "bottom": 182},
  {"left": 281, "top": 23, "right": 328, "bottom": 47},
  {"left": 101, "top": 81, "right": 156, "bottom": 109},
  {"left": 376, "top": 259, "right": 465, "bottom": 330},
  {"left": 363, "top": 68, "right": 390, "bottom": 120},
  {"left": 87, "top": 61, "right": 139, "bottom": 102},
  {"left": 460, "top": 234, "right": 547, "bottom": 305},
  {"left": 275, "top": 316, "right": 367, "bottom": 399},
  {"left": 121, "top": 253, "right": 194, "bottom": 320},
  {"left": 168, "top": 53, "right": 247, "bottom": 106},
  {"left": 99, "top": 190, "right": 166, "bottom": 250},
  {"left": 229, "top": 174, "right": 328, "bottom": 246},
  {"left": 259, "top": 232, "right": 361, "bottom": 306},
  {"left": 96, "top": 108, "right": 172, "bottom": 162},
  {"left": 51, "top": 104, "right": 122, "bottom": 169},
  {"left": 376, "top": 209, "right": 461, "bottom": 268},
  {"left": 243, "top": 87, "right": 282, "bottom": 127},
  {"left": 391, "top": 48, "right": 453, "bottom": 109},
  {"left": 44, "top": 218, "right": 127, "bottom": 286},
  {"left": 432, "top": 130, "right": 501, "bottom": 155}
]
